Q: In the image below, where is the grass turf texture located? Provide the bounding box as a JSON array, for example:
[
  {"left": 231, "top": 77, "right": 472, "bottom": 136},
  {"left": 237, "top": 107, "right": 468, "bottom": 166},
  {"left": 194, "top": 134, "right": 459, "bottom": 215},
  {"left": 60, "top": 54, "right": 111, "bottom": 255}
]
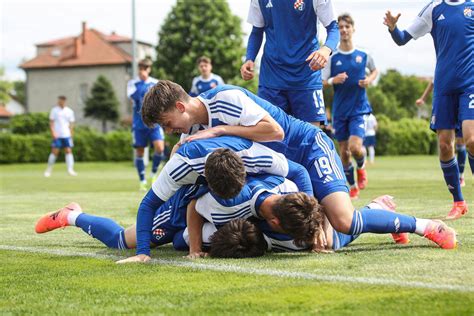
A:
[{"left": 1, "top": 157, "right": 473, "bottom": 315}]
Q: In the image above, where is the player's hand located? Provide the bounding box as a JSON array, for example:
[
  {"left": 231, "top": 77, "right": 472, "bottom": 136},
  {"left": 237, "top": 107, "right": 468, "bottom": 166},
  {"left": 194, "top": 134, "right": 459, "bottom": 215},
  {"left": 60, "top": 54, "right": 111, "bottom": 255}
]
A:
[
  {"left": 116, "top": 254, "right": 151, "bottom": 264},
  {"left": 52, "top": 132, "right": 58, "bottom": 140},
  {"left": 184, "top": 252, "right": 208, "bottom": 260},
  {"left": 241, "top": 60, "right": 255, "bottom": 81},
  {"left": 181, "top": 127, "right": 224, "bottom": 143},
  {"left": 333, "top": 72, "right": 348, "bottom": 85},
  {"left": 358, "top": 77, "right": 371, "bottom": 88},
  {"left": 415, "top": 98, "right": 425, "bottom": 106},
  {"left": 384, "top": 10, "right": 401, "bottom": 32},
  {"left": 312, "top": 227, "right": 333, "bottom": 253},
  {"left": 306, "top": 46, "right": 331, "bottom": 71}
]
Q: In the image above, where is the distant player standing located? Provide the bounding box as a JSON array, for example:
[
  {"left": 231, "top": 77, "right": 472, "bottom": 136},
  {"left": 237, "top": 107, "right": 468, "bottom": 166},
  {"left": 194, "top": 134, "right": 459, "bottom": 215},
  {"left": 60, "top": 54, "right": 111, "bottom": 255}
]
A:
[
  {"left": 364, "top": 113, "right": 378, "bottom": 164},
  {"left": 417, "top": 80, "right": 467, "bottom": 187},
  {"left": 127, "top": 58, "right": 165, "bottom": 191},
  {"left": 44, "top": 96, "right": 77, "bottom": 177},
  {"left": 384, "top": 0, "right": 473, "bottom": 219},
  {"left": 322, "top": 14, "right": 378, "bottom": 199},
  {"left": 241, "top": 0, "right": 340, "bottom": 126},
  {"left": 189, "top": 56, "right": 224, "bottom": 97}
]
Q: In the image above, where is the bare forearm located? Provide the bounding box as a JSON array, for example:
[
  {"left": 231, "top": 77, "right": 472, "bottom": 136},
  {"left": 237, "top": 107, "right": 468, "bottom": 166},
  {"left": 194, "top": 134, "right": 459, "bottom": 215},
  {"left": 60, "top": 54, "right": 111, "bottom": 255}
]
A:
[
  {"left": 186, "top": 201, "right": 203, "bottom": 253},
  {"left": 367, "top": 69, "right": 378, "bottom": 84},
  {"left": 219, "top": 122, "right": 284, "bottom": 142}
]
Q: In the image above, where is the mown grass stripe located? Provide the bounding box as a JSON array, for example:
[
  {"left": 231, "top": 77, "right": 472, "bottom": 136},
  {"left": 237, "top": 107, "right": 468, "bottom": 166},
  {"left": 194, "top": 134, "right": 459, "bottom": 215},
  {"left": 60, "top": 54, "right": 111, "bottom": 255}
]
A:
[{"left": 1, "top": 245, "right": 472, "bottom": 293}]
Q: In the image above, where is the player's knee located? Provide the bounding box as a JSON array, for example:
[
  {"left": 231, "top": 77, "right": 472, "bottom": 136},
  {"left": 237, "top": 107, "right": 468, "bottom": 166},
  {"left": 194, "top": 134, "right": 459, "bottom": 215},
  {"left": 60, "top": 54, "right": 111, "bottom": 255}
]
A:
[
  {"left": 348, "top": 143, "right": 362, "bottom": 156},
  {"left": 438, "top": 141, "right": 454, "bottom": 157},
  {"left": 330, "top": 219, "right": 352, "bottom": 234}
]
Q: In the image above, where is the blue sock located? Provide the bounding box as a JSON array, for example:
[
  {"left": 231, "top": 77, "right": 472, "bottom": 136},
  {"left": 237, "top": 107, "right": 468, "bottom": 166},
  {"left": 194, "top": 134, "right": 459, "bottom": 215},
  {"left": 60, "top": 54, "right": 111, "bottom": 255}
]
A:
[
  {"left": 332, "top": 231, "right": 359, "bottom": 250},
  {"left": 76, "top": 213, "right": 128, "bottom": 249},
  {"left": 135, "top": 157, "right": 145, "bottom": 181},
  {"left": 468, "top": 152, "right": 474, "bottom": 176},
  {"left": 349, "top": 208, "right": 416, "bottom": 236},
  {"left": 344, "top": 164, "right": 355, "bottom": 186},
  {"left": 355, "top": 155, "right": 365, "bottom": 169},
  {"left": 152, "top": 153, "right": 163, "bottom": 174},
  {"left": 456, "top": 144, "right": 466, "bottom": 175},
  {"left": 440, "top": 158, "right": 464, "bottom": 202}
]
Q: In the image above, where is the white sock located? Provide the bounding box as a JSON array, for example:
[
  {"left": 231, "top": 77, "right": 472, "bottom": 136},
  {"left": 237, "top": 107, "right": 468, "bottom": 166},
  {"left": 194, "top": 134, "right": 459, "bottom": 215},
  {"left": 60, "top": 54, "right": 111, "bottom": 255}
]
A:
[
  {"left": 369, "top": 146, "right": 375, "bottom": 163},
  {"left": 415, "top": 218, "right": 431, "bottom": 236},
  {"left": 47, "top": 153, "right": 56, "bottom": 168},
  {"left": 66, "top": 153, "right": 74, "bottom": 170},
  {"left": 67, "top": 210, "right": 82, "bottom": 226}
]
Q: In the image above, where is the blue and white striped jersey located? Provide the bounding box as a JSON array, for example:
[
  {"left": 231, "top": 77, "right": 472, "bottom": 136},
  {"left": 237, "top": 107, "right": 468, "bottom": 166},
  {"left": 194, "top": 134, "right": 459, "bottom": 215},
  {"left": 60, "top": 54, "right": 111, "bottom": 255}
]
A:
[
  {"left": 151, "top": 136, "right": 290, "bottom": 202},
  {"left": 189, "top": 74, "right": 225, "bottom": 97},
  {"left": 195, "top": 174, "right": 298, "bottom": 226},
  {"left": 127, "top": 76, "right": 159, "bottom": 130},
  {"left": 191, "top": 84, "right": 320, "bottom": 163}
]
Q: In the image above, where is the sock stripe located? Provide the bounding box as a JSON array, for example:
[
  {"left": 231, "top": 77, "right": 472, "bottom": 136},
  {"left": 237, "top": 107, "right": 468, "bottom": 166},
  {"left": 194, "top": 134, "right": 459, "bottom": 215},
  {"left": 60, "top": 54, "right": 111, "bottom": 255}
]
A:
[{"left": 440, "top": 158, "right": 457, "bottom": 168}]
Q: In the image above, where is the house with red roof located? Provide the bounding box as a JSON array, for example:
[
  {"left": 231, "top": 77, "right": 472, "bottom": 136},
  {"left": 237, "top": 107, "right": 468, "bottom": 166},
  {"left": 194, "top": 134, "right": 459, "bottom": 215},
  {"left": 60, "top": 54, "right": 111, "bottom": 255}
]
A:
[{"left": 20, "top": 22, "right": 153, "bottom": 127}]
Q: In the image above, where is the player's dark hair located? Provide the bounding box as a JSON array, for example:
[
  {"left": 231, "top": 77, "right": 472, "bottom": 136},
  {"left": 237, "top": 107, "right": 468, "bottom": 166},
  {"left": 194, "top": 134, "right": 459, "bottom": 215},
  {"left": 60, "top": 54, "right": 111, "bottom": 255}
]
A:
[
  {"left": 141, "top": 80, "right": 190, "bottom": 128},
  {"left": 58, "top": 95, "right": 67, "bottom": 100},
  {"left": 209, "top": 218, "right": 267, "bottom": 258},
  {"left": 205, "top": 148, "right": 246, "bottom": 199},
  {"left": 271, "top": 192, "right": 323, "bottom": 247},
  {"left": 138, "top": 58, "right": 152, "bottom": 68},
  {"left": 197, "top": 56, "right": 212, "bottom": 65},
  {"left": 338, "top": 13, "right": 354, "bottom": 26}
]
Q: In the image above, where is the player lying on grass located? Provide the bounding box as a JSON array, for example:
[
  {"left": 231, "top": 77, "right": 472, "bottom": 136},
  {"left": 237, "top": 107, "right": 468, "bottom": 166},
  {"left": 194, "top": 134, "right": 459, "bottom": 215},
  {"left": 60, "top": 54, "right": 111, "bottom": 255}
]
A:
[
  {"left": 35, "top": 191, "right": 456, "bottom": 262},
  {"left": 141, "top": 81, "right": 456, "bottom": 257},
  {"left": 209, "top": 196, "right": 399, "bottom": 258}
]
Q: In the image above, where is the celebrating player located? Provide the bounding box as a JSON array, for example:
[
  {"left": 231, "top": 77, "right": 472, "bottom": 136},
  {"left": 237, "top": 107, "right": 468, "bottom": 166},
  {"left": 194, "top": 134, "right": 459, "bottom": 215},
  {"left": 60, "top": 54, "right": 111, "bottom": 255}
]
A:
[
  {"left": 127, "top": 58, "right": 165, "bottom": 191},
  {"left": 384, "top": 0, "right": 473, "bottom": 219},
  {"left": 241, "top": 0, "right": 340, "bottom": 126},
  {"left": 322, "top": 13, "right": 378, "bottom": 199},
  {"left": 189, "top": 56, "right": 224, "bottom": 97}
]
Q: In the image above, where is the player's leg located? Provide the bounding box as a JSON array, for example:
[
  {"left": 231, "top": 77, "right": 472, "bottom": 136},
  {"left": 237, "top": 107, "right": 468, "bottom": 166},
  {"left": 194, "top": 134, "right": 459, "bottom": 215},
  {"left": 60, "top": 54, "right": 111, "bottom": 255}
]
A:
[
  {"left": 150, "top": 126, "right": 165, "bottom": 183},
  {"left": 460, "top": 89, "right": 474, "bottom": 180},
  {"left": 310, "top": 131, "right": 457, "bottom": 249},
  {"left": 45, "top": 142, "right": 60, "bottom": 177},
  {"left": 348, "top": 115, "right": 368, "bottom": 189},
  {"left": 432, "top": 93, "right": 466, "bottom": 219},
  {"left": 287, "top": 89, "right": 326, "bottom": 127},
  {"left": 333, "top": 119, "right": 358, "bottom": 198},
  {"left": 455, "top": 133, "right": 466, "bottom": 187},
  {"left": 64, "top": 138, "right": 77, "bottom": 176},
  {"left": 133, "top": 129, "right": 147, "bottom": 191},
  {"left": 35, "top": 203, "right": 130, "bottom": 249}
]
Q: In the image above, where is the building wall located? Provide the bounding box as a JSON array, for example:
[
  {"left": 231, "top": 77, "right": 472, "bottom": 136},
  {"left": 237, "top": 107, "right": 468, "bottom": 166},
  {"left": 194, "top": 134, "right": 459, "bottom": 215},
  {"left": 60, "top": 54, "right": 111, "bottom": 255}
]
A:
[{"left": 25, "top": 65, "right": 133, "bottom": 130}]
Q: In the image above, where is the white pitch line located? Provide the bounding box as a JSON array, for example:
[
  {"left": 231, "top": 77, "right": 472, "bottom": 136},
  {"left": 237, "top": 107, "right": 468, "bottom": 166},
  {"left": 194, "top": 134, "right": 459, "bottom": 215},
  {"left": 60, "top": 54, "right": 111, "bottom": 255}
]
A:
[{"left": 1, "top": 245, "right": 472, "bottom": 293}]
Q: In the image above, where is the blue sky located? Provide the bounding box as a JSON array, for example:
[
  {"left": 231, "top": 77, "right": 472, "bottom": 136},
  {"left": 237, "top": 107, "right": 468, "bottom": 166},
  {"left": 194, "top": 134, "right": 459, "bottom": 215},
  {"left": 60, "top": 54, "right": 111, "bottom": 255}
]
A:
[{"left": 1, "top": 0, "right": 435, "bottom": 80}]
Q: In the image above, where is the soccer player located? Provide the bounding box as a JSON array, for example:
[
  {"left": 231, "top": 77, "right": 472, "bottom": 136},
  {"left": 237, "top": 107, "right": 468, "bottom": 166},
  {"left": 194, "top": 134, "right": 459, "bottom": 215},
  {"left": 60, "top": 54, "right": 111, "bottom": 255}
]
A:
[
  {"left": 44, "top": 96, "right": 77, "bottom": 177},
  {"left": 118, "top": 136, "right": 313, "bottom": 263},
  {"left": 364, "top": 113, "right": 378, "bottom": 164},
  {"left": 384, "top": 0, "right": 473, "bottom": 219},
  {"left": 241, "top": 0, "right": 340, "bottom": 126},
  {"left": 34, "top": 186, "right": 217, "bottom": 253},
  {"left": 141, "top": 80, "right": 456, "bottom": 257},
  {"left": 189, "top": 56, "right": 224, "bottom": 97},
  {"left": 417, "top": 80, "right": 467, "bottom": 187},
  {"left": 322, "top": 13, "right": 378, "bottom": 199},
  {"left": 127, "top": 58, "right": 165, "bottom": 191}
]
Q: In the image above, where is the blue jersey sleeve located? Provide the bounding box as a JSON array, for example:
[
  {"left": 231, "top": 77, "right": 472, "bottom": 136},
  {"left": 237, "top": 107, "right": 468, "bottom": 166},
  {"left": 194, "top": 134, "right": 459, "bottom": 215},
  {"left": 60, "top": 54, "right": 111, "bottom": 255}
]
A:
[
  {"left": 324, "top": 20, "right": 339, "bottom": 53},
  {"left": 246, "top": 26, "right": 264, "bottom": 61},
  {"left": 136, "top": 189, "right": 165, "bottom": 256},
  {"left": 389, "top": 27, "right": 413, "bottom": 46},
  {"left": 286, "top": 160, "right": 313, "bottom": 196}
]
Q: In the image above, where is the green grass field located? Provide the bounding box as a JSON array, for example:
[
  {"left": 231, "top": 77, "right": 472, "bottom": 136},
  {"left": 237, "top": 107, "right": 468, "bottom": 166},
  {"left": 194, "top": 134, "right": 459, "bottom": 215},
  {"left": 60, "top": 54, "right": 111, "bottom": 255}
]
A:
[{"left": 1, "top": 157, "right": 473, "bottom": 315}]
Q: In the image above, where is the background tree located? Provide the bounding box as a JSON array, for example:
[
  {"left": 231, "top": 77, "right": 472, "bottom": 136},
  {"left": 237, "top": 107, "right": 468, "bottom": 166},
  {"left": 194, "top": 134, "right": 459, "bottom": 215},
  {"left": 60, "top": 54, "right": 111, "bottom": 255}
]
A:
[
  {"left": 153, "top": 0, "right": 249, "bottom": 91},
  {"left": 0, "top": 67, "right": 13, "bottom": 104},
  {"left": 12, "top": 81, "right": 26, "bottom": 105},
  {"left": 84, "top": 75, "right": 119, "bottom": 133}
]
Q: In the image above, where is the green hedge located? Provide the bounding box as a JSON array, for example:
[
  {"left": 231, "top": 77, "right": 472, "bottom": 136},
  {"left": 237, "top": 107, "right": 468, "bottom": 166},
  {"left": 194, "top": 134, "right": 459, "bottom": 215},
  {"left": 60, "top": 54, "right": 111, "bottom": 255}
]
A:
[
  {"left": 376, "top": 115, "right": 437, "bottom": 155},
  {"left": 0, "top": 129, "right": 133, "bottom": 163},
  {"left": 9, "top": 112, "right": 50, "bottom": 134}
]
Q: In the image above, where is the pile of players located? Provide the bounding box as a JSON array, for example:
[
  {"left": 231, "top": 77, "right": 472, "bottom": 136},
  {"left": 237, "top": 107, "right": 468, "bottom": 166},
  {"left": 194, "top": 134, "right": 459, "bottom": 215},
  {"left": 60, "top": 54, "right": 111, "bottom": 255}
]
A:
[{"left": 36, "top": 0, "right": 472, "bottom": 260}]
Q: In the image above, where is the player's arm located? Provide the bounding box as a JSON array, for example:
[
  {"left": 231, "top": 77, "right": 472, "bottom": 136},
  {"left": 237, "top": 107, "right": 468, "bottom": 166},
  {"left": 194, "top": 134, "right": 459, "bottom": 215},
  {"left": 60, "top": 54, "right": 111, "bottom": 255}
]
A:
[
  {"left": 306, "top": 0, "right": 339, "bottom": 71},
  {"left": 185, "top": 199, "right": 208, "bottom": 259},
  {"left": 359, "top": 54, "right": 378, "bottom": 88},
  {"left": 69, "top": 111, "right": 75, "bottom": 137},
  {"left": 416, "top": 81, "right": 434, "bottom": 106},
  {"left": 286, "top": 160, "right": 314, "bottom": 196},
  {"left": 49, "top": 120, "right": 57, "bottom": 139},
  {"left": 242, "top": 0, "right": 265, "bottom": 81},
  {"left": 321, "top": 60, "right": 348, "bottom": 87},
  {"left": 189, "top": 78, "right": 199, "bottom": 97},
  {"left": 384, "top": 3, "right": 433, "bottom": 46}
]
